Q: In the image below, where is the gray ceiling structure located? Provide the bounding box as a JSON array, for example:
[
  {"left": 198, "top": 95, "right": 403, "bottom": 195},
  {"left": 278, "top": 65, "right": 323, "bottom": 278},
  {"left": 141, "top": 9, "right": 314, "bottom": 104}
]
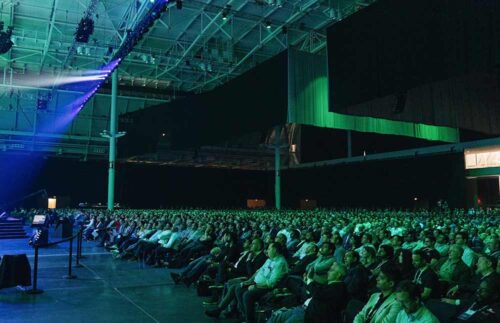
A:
[{"left": 0, "top": 0, "right": 374, "bottom": 161}]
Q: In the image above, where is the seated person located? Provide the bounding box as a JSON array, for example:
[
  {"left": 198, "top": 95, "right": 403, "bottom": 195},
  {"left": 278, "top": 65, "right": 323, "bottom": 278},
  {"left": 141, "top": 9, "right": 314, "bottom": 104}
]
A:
[
  {"left": 447, "top": 254, "right": 498, "bottom": 299},
  {"left": 344, "top": 250, "right": 370, "bottom": 302},
  {"left": 151, "top": 226, "right": 182, "bottom": 266},
  {"left": 434, "top": 231, "right": 450, "bottom": 257},
  {"left": 137, "top": 223, "right": 173, "bottom": 261},
  {"left": 287, "top": 229, "right": 301, "bottom": 254},
  {"left": 216, "top": 237, "right": 267, "bottom": 284},
  {"left": 288, "top": 244, "right": 318, "bottom": 276},
  {"left": 170, "top": 246, "right": 223, "bottom": 286},
  {"left": 293, "top": 231, "right": 316, "bottom": 260},
  {"left": 433, "top": 276, "right": 500, "bottom": 323},
  {"left": 267, "top": 263, "right": 349, "bottom": 323},
  {"left": 454, "top": 232, "right": 476, "bottom": 268},
  {"left": 373, "top": 244, "right": 395, "bottom": 276},
  {"left": 395, "top": 281, "right": 439, "bottom": 323},
  {"left": 305, "top": 242, "right": 335, "bottom": 283},
  {"left": 360, "top": 246, "right": 379, "bottom": 291},
  {"left": 235, "top": 242, "right": 289, "bottom": 323},
  {"left": 353, "top": 263, "right": 402, "bottom": 323},
  {"left": 437, "top": 244, "right": 471, "bottom": 289},
  {"left": 205, "top": 238, "right": 267, "bottom": 318},
  {"left": 169, "top": 225, "right": 215, "bottom": 267},
  {"left": 411, "top": 249, "right": 440, "bottom": 301}
]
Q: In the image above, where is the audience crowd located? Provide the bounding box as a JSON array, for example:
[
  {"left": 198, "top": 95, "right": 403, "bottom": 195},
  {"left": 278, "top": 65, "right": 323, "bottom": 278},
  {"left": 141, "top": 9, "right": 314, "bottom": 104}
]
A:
[{"left": 12, "top": 207, "right": 500, "bottom": 323}]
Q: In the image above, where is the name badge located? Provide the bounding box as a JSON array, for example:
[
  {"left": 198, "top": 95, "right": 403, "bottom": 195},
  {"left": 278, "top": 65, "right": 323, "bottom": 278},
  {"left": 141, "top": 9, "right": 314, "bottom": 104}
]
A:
[{"left": 457, "top": 309, "right": 476, "bottom": 320}]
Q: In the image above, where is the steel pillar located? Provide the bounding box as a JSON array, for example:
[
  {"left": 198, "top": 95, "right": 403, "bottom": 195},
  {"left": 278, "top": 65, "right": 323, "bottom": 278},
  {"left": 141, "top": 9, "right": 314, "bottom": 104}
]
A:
[{"left": 107, "top": 71, "right": 118, "bottom": 211}]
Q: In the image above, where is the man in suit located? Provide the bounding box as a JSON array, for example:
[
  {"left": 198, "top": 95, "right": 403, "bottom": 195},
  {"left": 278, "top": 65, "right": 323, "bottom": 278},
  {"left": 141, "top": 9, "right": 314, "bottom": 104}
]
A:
[
  {"left": 288, "top": 244, "right": 318, "bottom": 276},
  {"left": 267, "top": 262, "right": 349, "bottom": 323},
  {"left": 353, "top": 263, "right": 402, "bottom": 323},
  {"left": 204, "top": 238, "right": 271, "bottom": 319}
]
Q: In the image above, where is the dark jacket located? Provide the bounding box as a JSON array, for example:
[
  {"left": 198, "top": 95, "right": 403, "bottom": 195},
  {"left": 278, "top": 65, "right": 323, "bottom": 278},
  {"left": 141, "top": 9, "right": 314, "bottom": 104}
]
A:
[
  {"left": 438, "top": 258, "right": 471, "bottom": 285},
  {"left": 246, "top": 251, "right": 267, "bottom": 277},
  {"left": 344, "top": 263, "right": 369, "bottom": 302},
  {"left": 289, "top": 254, "right": 317, "bottom": 276},
  {"left": 305, "top": 281, "right": 348, "bottom": 323}
]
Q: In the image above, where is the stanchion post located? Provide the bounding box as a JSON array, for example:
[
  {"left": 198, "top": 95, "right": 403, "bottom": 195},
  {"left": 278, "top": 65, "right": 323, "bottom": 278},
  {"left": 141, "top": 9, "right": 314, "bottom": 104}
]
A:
[
  {"left": 78, "top": 227, "right": 85, "bottom": 259},
  {"left": 63, "top": 237, "right": 77, "bottom": 279},
  {"left": 75, "top": 229, "right": 82, "bottom": 268},
  {"left": 26, "top": 245, "right": 43, "bottom": 294}
]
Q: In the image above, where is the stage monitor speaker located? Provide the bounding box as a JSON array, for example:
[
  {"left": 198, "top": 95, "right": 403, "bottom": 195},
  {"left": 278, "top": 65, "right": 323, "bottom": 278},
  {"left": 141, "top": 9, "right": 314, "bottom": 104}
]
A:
[{"left": 0, "top": 254, "right": 31, "bottom": 288}]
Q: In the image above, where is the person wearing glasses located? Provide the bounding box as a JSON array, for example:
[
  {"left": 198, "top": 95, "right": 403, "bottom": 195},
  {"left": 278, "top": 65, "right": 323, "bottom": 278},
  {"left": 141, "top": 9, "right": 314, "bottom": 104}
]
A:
[{"left": 395, "top": 281, "right": 439, "bottom": 323}]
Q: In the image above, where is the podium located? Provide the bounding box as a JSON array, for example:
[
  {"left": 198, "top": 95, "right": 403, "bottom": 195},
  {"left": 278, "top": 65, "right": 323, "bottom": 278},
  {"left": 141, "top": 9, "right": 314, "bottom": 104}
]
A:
[
  {"left": 29, "top": 228, "right": 48, "bottom": 246},
  {"left": 53, "top": 218, "right": 73, "bottom": 239}
]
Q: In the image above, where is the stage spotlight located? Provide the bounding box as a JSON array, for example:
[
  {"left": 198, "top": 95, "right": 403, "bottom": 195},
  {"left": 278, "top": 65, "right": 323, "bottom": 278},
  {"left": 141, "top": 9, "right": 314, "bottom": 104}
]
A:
[
  {"left": 176, "top": 0, "right": 182, "bottom": 9},
  {"left": 265, "top": 20, "right": 272, "bottom": 29},
  {"left": 222, "top": 5, "right": 231, "bottom": 21},
  {"left": 75, "top": 17, "right": 94, "bottom": 43},
  {"left": 37, "top": 98, "right": 48, "bottom": 111},
  {"left": 106, "top": 46, "right": 113, "bottom": 56}
]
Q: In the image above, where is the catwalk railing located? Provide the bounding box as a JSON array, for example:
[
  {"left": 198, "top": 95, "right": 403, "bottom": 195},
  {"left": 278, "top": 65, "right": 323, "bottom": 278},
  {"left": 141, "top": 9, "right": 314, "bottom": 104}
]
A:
[{"left": 27, "top": 226, "right": 84, "bottom": 295}]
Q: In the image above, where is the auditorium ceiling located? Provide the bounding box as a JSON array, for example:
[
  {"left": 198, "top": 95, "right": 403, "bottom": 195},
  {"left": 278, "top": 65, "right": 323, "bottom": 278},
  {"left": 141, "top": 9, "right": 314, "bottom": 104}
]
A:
[
  {"left": 1, "top": 0, "right": 374, "bottom": 95},
  {"left": 0, "top": 0, "right": 375, "bottom": 162}
]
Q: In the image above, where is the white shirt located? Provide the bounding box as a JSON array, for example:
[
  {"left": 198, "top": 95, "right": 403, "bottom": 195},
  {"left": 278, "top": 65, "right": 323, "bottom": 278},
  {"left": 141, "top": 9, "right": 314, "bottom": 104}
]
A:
[
  {"left": 461, "top": 246, "right": 475, "bottom": 268},
  {"left": 395, "top": 306, "right": 439, "bottom": 323},
  {"left": 254, "top": 256, "right": 288, "bottom": 288}
]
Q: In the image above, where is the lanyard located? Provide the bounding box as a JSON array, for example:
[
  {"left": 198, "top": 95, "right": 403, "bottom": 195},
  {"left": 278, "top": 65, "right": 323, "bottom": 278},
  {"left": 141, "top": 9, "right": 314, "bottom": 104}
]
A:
[
  {"left": 366, "top": 293, "right": 390, "bottom": 323},
  {"left": 467, "top": 302, "right": 488, "bottom": 313},
  {"left": 413, "top": 267, "right": 426, "bottom": 284}
]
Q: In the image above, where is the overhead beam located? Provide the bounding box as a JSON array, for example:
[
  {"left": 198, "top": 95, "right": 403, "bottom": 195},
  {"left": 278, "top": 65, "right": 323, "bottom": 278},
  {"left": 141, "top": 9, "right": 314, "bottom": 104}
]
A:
[
  {"left": 190, "top": 0, "right": 322, "bottom": 92},
  {"left": 39, "top": 0, "right": 59, "bottom": 73},
  {"left": 156, "top": 0, "right": 241, "bottom": 78},
  {"left": 288, "top": 137, "right": 500, "bottom": 170}
]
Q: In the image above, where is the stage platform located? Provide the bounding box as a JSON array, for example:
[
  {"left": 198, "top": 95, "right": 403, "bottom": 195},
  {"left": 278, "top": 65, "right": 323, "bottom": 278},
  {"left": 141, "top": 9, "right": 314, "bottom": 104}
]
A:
[{"left": 0, "top": 232, "right": 235, "bottom": 323}]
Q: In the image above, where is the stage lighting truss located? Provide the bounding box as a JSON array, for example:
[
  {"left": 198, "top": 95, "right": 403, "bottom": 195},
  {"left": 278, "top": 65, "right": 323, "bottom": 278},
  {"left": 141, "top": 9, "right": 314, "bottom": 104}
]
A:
[{"left": 70, "top": 0, "right": 169, "bottom": 110}]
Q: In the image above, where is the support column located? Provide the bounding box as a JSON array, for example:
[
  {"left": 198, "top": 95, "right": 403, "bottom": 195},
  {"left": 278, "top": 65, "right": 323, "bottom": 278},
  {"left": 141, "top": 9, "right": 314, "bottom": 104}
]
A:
[
  {"left": 274, "top": 125, "right": 281, "bottom": 210},
  {"left": 347, "top": 130, "right": 352, "bottom": 158},
  {"left": 107, "top": 71, "right": 118, "bottom": 211}
]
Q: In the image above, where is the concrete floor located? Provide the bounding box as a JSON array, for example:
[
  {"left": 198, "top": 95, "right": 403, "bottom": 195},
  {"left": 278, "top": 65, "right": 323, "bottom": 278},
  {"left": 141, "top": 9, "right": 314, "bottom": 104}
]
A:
[{"left": 0, "top": 229, "right": 232, "bottom": 323}]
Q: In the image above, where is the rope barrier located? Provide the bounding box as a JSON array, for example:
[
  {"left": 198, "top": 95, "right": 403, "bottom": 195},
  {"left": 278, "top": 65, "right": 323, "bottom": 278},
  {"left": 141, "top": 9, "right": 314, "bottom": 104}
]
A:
[{"left": 26, "top": 227, "right": 83, "bottom": 294}]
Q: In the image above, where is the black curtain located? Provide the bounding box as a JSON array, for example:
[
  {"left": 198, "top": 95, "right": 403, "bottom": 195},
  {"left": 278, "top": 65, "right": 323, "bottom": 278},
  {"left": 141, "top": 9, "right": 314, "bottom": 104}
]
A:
[
  {"left": 328, "top": 0, "right": 500, "bottom": 133},
  {"left": 119, "top": 51, "right": 288, "bottom": 157}
]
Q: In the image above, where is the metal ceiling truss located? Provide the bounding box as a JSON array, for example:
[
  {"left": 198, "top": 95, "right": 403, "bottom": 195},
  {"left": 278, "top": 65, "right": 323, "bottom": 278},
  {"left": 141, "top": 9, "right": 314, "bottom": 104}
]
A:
[
  {"left": 189, "top": 0, "right": 323, "bottom": 92},
  {"left": 0, "top": 0, "right": 377, "bottom": 161}
]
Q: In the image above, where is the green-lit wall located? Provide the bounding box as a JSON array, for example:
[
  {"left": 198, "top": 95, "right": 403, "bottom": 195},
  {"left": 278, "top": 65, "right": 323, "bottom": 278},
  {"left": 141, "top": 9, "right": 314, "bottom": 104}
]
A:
[{"left": 288, "top": 49, "right": 460, "bottom": 142}]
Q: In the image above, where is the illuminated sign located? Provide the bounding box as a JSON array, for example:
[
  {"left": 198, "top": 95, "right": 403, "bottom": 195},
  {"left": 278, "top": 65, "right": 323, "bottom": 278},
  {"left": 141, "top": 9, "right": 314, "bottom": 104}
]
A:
[{"left": 464, "top": 146, "right": 500, "bottom": 169}]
